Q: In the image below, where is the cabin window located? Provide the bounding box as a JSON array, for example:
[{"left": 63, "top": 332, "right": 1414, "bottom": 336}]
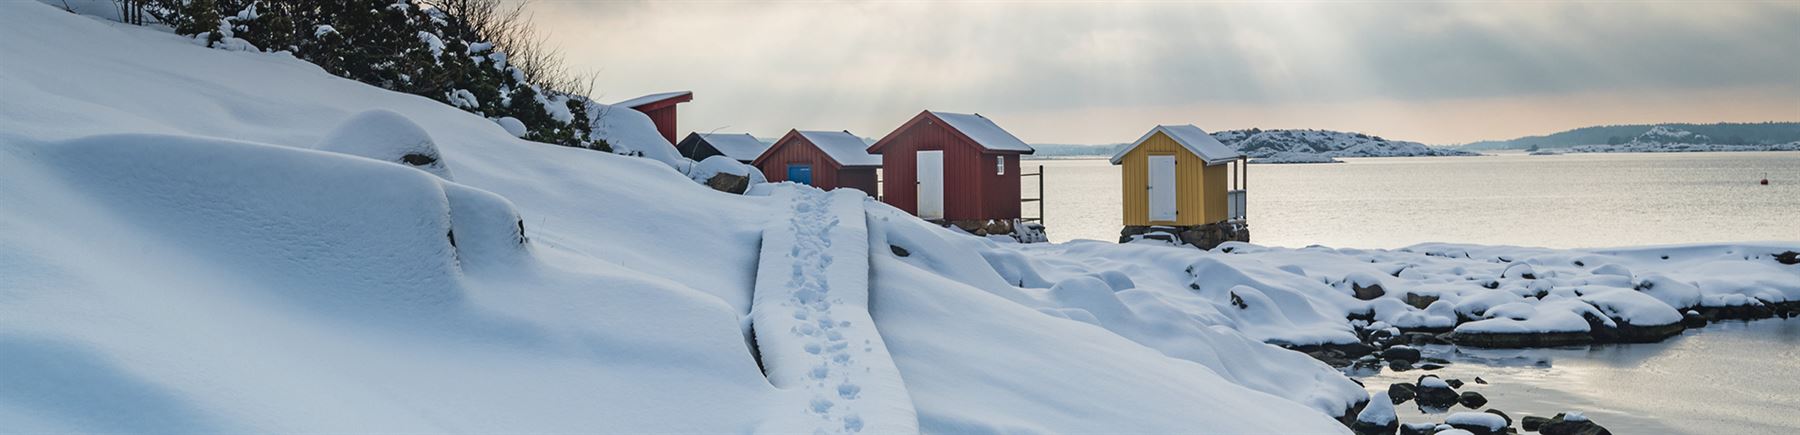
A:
[{"left": 996, "top": 155, "right": 1006, "bottom": 175}]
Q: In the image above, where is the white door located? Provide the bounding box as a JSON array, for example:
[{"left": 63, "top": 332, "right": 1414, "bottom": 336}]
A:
[
  {"left": 917, "top": 150, "right": 945, "bottom": 219},
  {"left": 1148, "top": 155, "right": 1177, "bottom": 222}
]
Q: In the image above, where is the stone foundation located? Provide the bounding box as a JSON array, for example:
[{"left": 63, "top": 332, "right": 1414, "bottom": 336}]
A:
[
  {"left": 1119, "top": 221, "right": 1249, "bottom": 250},
  {"left": 940, "top": 219, "right": 1048, "bottom": 243}
]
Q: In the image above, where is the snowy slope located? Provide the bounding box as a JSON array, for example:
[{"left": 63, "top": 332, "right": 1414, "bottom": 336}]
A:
[
  {"left": 1212, "top": 128, "right": 1480, "bottom": 163},
  {"left": 0, "top": 3, "right": 1357, "bottom": 432}
]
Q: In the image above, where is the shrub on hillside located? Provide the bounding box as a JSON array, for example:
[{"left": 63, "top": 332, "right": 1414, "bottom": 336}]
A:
[{"left": 131, "top": 0, "right": 606, "bottom": 150}]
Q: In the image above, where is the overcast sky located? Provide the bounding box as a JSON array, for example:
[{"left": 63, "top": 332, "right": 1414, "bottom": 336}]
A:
[{"left": 530, "top": 1, "right": 1800, "bottom": 145}]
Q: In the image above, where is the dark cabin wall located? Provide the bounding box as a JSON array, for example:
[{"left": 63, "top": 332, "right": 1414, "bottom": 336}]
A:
[{"left": 837, "top": 167, "right": 878, "bottom": 196}]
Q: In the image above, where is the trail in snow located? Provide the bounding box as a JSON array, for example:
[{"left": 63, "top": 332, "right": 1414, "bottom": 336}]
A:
[{"left": 750, "top": 186, "right": 917, "bottom": 433}]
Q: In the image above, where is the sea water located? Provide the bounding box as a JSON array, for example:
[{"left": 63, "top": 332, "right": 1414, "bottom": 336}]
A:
[{"left": 1023, "top": 151, "right": 1800, "bottom": 248}]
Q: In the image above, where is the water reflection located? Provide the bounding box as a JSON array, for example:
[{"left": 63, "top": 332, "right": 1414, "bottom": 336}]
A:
[{"left": 1350, "top": 319, "right": 1800, "bottom": 434}]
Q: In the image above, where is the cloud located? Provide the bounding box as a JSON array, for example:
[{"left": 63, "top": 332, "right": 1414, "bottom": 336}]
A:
[{"left": 527, "top": 1, "right": 1800, "bottom": 143}]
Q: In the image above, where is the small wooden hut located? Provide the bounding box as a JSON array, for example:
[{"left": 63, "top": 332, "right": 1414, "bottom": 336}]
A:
[
  {"left": 867, "top": 111, "right": 1034, "bottom": 227},
  {"left": 753, "top": 130, "right": 881, "bottom": 194},
  {"left": 612, "top": 91, "right": 693, "bottom": 144},
  {"left": 1109, "top": 124, "right": 1248, "bottom": 248}
]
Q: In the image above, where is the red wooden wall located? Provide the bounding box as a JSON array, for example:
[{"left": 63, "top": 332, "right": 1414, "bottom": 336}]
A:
[
  {"left": 640, "top": 106, "right": 679, "bottom": 144},
  {"left": 873, "top": 113, "right": 1024, "bottom": 221}
]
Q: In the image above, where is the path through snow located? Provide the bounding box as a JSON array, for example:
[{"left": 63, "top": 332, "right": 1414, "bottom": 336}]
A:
[{"left": 750, "top": 186, "right": 917, "bottom": 433}]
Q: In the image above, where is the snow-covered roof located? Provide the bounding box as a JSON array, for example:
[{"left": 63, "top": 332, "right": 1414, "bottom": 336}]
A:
[
  {"left": 610, "top": 91, "right": 692, "bottom": 110},
  {"left": 798, "top": 130, "right": 882, "bottom": 167},
  {"left": 1110, "top": 125, "right": 1241, "bottom": 165},
  {"left": 697, "top": 132, "right": 769, "bottom": 162},
  {"left": 930, "top": 111, "right": 1035, "bottom": 153}
]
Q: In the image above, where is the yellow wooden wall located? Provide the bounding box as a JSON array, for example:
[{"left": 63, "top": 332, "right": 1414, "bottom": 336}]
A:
[{"left": 1120, "top": 131, "right": 1229, "bottom": 226}]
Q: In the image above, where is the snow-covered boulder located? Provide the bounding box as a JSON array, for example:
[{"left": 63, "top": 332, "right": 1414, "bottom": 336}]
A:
[
  {"left": 314, "top": 109, "right": 454, "bottom": 180},
  {"left": 493, "top": 116, "right": 528, "bottom": 138},
  {"left": 686, "top": 155, "right": 764, "bottom": 194}
]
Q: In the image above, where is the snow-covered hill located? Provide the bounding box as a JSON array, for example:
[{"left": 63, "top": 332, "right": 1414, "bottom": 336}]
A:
[
  {"left": 1212, "top": 128, "right": 1480, "bottom": 163},
  {"left": 4, "top": 3, "right": 1798, "bottom": 433},
  {"left": 0, "top": 3, "right": 1355, "bottom": 432},
  {"left": 1568, "top": 126, "right": 1800, "bottom": 153}
]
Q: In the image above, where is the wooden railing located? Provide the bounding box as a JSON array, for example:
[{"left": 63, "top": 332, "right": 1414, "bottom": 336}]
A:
[{"left": 1021, "top": 164, "right": 1044, "bottom": 222}]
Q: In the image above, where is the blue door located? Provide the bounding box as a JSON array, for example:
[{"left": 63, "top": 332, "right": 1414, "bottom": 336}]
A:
[{"left": 787, "top": 164, "right": 813, "bottom": 185}]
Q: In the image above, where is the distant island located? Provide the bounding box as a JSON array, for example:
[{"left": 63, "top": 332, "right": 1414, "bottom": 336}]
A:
[
  {"left": 1028, "top": 128, "right": 1477, "bottom": 163},
  {"left": 1458, "top": 121, "right": 1800, "bottom": 152}
]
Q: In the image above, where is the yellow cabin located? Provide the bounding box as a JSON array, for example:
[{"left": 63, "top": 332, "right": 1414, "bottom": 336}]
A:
[{"left": 1110, "top": 125, "right": 1249, "bottom": 246}]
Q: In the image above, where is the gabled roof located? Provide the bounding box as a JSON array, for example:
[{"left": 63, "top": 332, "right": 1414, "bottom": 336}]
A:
[
  {"left": 694, "top": 132, "right": 769, "bottom": 161},
  {"left": 1110, "top": 124, "right": 1241, "bottom": 165},
  {"left": 928, "top": 111, "right": 1035, "bottom": 153},
  {"left": 797, "top": 130, "right": 882, "bottom": 167},
  {"left": 610, "top": 91, "right": 693, "bottom": 111}
]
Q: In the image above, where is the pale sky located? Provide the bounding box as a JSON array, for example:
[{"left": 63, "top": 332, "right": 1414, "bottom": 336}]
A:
[{"left": 529, "top": 1, "right": 1800, "bottom": 145}]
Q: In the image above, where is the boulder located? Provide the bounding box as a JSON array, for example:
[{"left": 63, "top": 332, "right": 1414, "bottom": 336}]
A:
[
  {"left": 889, "top": 244, "right": 910, "bottom": 257},
  {"left": 704, "top": 171, "right": 751, "bottom": 194},
  {"left": 1387, "top": 383, "right": 1416, "bottom": 405},
  {"left": 1380, "top": 346, "right": 1422, "bottom": 363},
  {"left": 1354, "top": 282, "right": 1387, "bottom": 300},
  {"left": 1445, "top": 411, "right": 1508, "bottom": 435},
  {"left": 1445, "top": 379, "right": 1464, "bottom": 389},
  {"left": 1415, "top": 376, "right": 1459, "bottom": 408},
  {"left": 1774, "top": 251, "right": 1800, "bottom": 265},
  {"left": 1388, "top": 359, "right": 1414, "bottom": 372},
  {"left": 1404, "top": 293, "right": 1440, "bottom": 310},
  {"left": 1520, "top": 416, "right": 1550, "bottom": 432},
  {"left": 1483, "top": 409, "right": 1512, "bottom": 428},
  {"left": 1352, "top": 392, "right": 1399, "bottom": 435},
  {"left": 1398, "top": 423, "right": 1438, "bottom": 435},
  {"left": 1539, "top": 412, "right": 1610, "bottom": 435},
  {"left": 1458, "top": 391, "right": 1488, "bottom": 409}
]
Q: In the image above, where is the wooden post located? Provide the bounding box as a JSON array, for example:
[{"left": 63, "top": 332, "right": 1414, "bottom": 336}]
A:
[{"left": 1037, "top": 164, "right": 1045, "bottom": 224}]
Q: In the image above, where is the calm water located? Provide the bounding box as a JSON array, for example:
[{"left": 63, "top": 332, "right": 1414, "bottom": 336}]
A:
[
  {"left": 1354, "top": 319, "right": 1800, "bottom": 434},
  {"left": 1021, "top": 151, "right": 1800, "bottom": 432},
  {"left": 1023, "top": 152, "right": 1800, "bottom": 247}
]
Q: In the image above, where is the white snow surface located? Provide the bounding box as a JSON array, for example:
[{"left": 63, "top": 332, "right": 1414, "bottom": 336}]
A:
[
  {"left": 928, "top": 111, "right": 1035, "bottom": 153},
  {"left": 797, "top": 130, "right": 881, "bottom": 167},
  {"left": 610, "top": 90, "right": 692, "bottom": 110},
  {"left": 1445, "top": 412, "right": 1507, "bottom": 430}
]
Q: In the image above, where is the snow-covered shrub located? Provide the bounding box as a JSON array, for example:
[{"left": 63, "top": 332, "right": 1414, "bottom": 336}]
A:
[
  {"left": 314, "top": 109, "right": 454, "bottom": 180},
  {"left": 138, "top": 0, "right": 604, "bottom": 150}
]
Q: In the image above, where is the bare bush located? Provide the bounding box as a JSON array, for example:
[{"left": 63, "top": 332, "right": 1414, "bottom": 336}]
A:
[{"left": 422, "top": 0, "right": 588, "bottom": 96}]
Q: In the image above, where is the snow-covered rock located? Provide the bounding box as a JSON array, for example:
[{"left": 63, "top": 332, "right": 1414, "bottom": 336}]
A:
[{"left": 313, "top": 109, "right": 454, "bottom": 180}]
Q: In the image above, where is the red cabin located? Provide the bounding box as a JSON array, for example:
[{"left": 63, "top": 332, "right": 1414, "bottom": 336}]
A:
[
  {"left": 611, "top": 91, "right": 693, "bottom": 144},
  {"left": 753, "top": 130, "right": 882, "bottom": 195},
  {"left": 867, "top": 111, "right": 1035, "bottom": 221}
]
